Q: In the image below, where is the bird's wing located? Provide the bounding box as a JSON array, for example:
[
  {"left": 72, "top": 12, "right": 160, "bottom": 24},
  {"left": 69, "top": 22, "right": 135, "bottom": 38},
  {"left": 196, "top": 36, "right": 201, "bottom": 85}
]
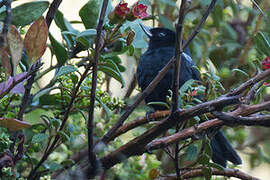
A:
[{"left": 182, "top": 52, "right": 201, "bottom": 81}]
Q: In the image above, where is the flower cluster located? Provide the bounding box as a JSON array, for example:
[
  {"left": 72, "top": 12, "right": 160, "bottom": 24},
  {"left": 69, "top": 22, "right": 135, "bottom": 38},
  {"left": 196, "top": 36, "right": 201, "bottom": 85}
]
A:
[
  {"left": 262, "top": 57, "right": 270, "bottom": 70},
  {"left": 109, "top": 1, "right": 148, "bottom": 24}
]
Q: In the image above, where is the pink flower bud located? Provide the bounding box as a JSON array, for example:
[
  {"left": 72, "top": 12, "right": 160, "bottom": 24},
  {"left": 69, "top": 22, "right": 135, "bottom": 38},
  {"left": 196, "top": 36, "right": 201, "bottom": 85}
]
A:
[
  {"left": 262, "top": 57, "right": 270, "bottom": 70},
  {"left": 127, "top": 2, "right": 148, "bottom": 21},
  {"left": 108, "top": 2, "right": 130, "bottom": 24}
]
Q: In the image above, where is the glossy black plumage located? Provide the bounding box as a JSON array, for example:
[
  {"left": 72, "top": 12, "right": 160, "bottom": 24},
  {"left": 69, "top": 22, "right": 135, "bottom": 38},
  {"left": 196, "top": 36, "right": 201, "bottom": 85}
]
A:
[{"left": 136, "top": 25, "right": 242, "bottom": 167}]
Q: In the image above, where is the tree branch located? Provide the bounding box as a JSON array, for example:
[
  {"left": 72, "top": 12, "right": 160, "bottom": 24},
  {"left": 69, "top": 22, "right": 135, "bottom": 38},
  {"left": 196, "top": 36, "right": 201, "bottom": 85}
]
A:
[
  {"left": 0, "top": 0, "right": 12, "bottom": 49},
  {"left": 45, "top": 0, "right": 63, "bottom": 28},
  {"left": 88, "top": 0, "right": 109, "bottom": 177},
  {"left": 146, "top": 99, "right": 270, "bottom": 151},
  {"left": 99, "top": 95, "right": 241, "bottom": 170},
  {"left": 179, "top": 167, "right": 260, "bottom": 180}
]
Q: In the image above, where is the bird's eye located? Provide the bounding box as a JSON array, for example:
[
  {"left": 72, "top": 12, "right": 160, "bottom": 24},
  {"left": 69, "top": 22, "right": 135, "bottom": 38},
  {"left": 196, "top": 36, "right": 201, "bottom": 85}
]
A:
[{"left": 158, "top": 32, "right": 166, "bottom": 37}]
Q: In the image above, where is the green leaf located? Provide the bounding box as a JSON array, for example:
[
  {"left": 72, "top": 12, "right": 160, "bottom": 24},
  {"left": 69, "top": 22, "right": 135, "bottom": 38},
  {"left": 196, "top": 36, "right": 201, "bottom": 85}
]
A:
[
  {"left": 232, "top": 68, "right": 249, "bottom": 77},
  {"left": 184, "top": 144, "right": 198, "bottom": 161},
  {"left": 204, "top": 138, "right": 212, "bottom": 157},
  {"left": 54, "top": 10, "right": 79, "bottom": 48},
  {"left": 56, "top": 131, "right": 70, "bottom": 142},
  {"left": 179, "top": 79, "right": 195, "bottom": 95},
  {"left": 0, "top": 1, "right": 49, "bottom": 26},
  {"left": 202, "top": 167, "right": 212, "bottom": 180},
  {"left": 254, "top": 32, "right": 270, "bottom": 57},
  {"left": 39, "top": 94, "right": 59, "bottom": 106},
  {"left": 51, "top": 118, "right": 61, "bottom": 129},
  {"left": 198, "top": 154, "right": 210, "bottom": 165},
  {"left": 207, "top": 162, "right": 224, "bottom": 171},
  {"left": 62, "top": 31, "right": 78, "bottom": 37},
  {"left": 49, "top": 33, "right": 69, "bottom": 66},
  {"left": 158, "top": 14, "right": 174, "bottom": 30},
  {"left": 54, "top": 65, "right": 77, "bottom": 79},
  {"left": 147, "top": 102, "right": 170, "bottom": 109},
  {"left": 32, "top": 133, "right": 48, "bottom": 144},
  {"left": 55, "top": 10, "right": 67, "bottom": 31},
  {"left": 49, "top": 162, "right": 63, "bottom": 172},
  {"left": 33, "top": 87, "right": 54, "bottom": 102},
  {"left": 102, "top": 46, "right": 129, "bottom": 59},
  {"left": 76, "top": 29, "right": 97, "bottom": 39},
  {"left": 96, "top": 96, "right": 111, "bottom": 120},
  {"left": 61, "top": 159, "right": 75, "bottom": 166},
  {"left": 75, "top": 29, "right": 97, "bottom": 48},
  {"left": 79, "top": 0, "right": 101, "bottom": 29},
  {"left": 99, "top": 62, "right": 125, "bottom": 87},
  {"left": 206, "top": 59, "right": 220, "bottom": 81}
]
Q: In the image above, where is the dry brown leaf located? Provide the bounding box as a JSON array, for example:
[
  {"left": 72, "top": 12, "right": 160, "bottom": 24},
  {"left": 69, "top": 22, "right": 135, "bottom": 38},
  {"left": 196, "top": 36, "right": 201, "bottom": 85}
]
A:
[{"left": 0, "top": 117, "right": 31, "bottom": 131}]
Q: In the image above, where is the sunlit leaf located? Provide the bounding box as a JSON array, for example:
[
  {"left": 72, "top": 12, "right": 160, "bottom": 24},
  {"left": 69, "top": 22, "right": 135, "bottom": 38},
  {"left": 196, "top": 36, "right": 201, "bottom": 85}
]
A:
[
  {"left": 24, "top": 16, "right": 48, "bottom": 64},
  {"left": 7, "top": 25, "right": 23, "bottom": 72}
]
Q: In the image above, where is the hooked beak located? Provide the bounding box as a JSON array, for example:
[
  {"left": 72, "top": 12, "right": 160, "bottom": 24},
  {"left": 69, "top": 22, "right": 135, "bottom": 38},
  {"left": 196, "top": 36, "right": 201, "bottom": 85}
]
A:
[{"left": 139, "top": 23, "right": 152, "bottom": 38}]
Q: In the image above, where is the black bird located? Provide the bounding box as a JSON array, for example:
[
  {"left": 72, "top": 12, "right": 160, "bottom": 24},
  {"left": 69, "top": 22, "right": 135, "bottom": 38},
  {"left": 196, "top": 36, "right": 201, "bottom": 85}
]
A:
[{"left": 136, "top": 24, "right": 242, "bottom": 167}]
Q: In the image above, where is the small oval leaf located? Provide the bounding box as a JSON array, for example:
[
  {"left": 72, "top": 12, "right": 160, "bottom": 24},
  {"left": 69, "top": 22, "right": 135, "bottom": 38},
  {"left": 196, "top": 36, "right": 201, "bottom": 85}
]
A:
[
  {"left": 24, "top": 16, "right": 48, "bottom": 64},
  {"left": 7, "top": 25, "right": 23, "bottom": 71}
]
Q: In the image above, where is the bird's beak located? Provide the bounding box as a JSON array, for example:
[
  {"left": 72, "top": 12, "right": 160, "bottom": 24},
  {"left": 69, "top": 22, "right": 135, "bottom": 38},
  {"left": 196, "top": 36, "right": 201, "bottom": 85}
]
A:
[{"left": 139, "top": 23, "right": 152, "bottom": 38}]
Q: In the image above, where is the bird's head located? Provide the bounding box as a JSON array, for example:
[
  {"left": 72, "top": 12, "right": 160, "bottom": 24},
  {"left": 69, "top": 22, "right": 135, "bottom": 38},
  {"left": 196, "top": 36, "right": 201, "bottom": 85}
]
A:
[{"left": 139, "top": 24, "right": 177, "bottom": 48}]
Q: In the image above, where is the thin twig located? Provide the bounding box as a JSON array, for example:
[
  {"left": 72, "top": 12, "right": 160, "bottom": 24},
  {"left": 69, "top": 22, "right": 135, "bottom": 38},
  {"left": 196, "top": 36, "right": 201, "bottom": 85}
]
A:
[
  {"left": 88, "top": 0, "right": 109, "bottom": 177},
  {"left": 179, "top": 167, "right": 260, "bottom": 180},
  {"left": 17, "top": 60, "right": 42, "bottom": 120},
  {"left": 182, "top": 0, "right": 217, "bottom": 51},
  {"left": 172, "top": 0, "right": 187, "bottom": 178},
  {"left": 0, "top": 0, "right": 12, "bottom": 49},
  {"left": 239, "top": 0, "right": 269, "bottom": 64},
  {"left": 212, "top": 111, "right": 270, "bottom": 127},
  {"left": 100, "top": 56, "right": 176, "bottom": 143},
  {"left": 45, "top": 0, "right": 63, "bottom": 28}
]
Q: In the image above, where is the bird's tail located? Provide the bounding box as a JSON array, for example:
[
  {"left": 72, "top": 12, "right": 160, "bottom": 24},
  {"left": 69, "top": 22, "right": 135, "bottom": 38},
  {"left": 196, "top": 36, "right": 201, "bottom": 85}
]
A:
[{"left": 210, "top": 130, "right": 242, "bottom": 167}]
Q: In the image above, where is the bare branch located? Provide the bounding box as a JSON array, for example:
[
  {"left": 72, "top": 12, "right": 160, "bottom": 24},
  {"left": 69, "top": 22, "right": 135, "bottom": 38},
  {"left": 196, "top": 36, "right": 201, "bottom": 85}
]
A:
[
  {"left": 0, "top": 0, "right": 12, "bottom": 49},
  {"left": 45, "top": 0, "right": 63, "bottom": 28},
  {"left": 88, "top": 0, "right": 109, "bottom": 177},
  {"left": 226, "top": 69, "right": 270, "bottom": 96},
  {"left": 179, "top": 167, "right": 260, "bottom": 180}
]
